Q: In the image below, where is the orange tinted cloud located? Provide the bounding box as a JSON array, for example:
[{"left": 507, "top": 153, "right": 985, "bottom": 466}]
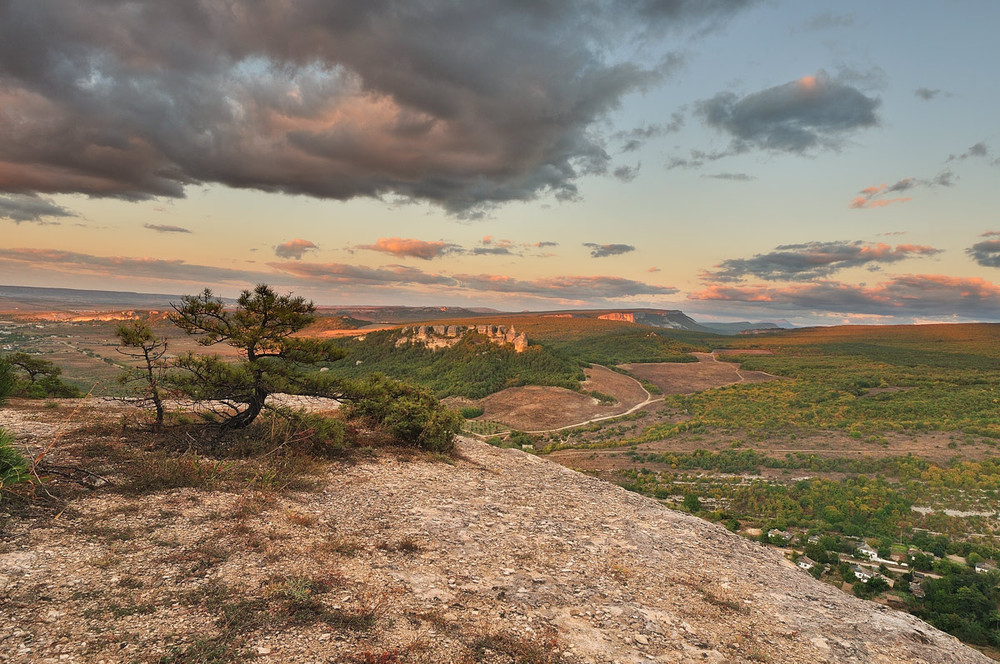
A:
[
  {"left": 690, "top": 275, "right": 1000, "bottom": 318},
  {"left": 849, "top": 196, "right": 911, "bottom": 209},
  {"left": 357, "top": 237, "right": 458, "bottom": 260}
]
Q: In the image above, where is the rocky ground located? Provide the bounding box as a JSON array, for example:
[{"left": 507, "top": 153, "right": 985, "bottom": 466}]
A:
[{"left": 0, "top": 401, "right": 990, "bottom": 663}]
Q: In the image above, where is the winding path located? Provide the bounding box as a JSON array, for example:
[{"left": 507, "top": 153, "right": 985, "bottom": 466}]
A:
[
  {"left": 469, "top": 352, "right": 780, "bottom": 438},
  {"left": 467, "top": 364, "right": 663, "bottom": 438}
]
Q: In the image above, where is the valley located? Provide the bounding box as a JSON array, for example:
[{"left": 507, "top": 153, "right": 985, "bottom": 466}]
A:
[{"left": 1, "top": 286, "right": 999, "bottom": 659}]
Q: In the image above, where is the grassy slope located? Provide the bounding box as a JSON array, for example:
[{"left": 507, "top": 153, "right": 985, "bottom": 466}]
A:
[{"left": 331, "top": 317, "right": 708, "bottom": 399}]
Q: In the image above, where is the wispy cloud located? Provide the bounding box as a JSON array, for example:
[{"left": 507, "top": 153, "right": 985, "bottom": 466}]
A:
[
  {"left": 584, "top": 243, "right": 636, "bottom": 258},
  {"left": 799, "top": 12, "right": 855, "bottom": 31},
  {"left": 274, "top": 239, "right": 319, "bottom": 260},
  {"left": 0, "top": 248, "right": 263, "bottom": 284},
  {"left": 914, "top": 87, "right": 949, "bottom": 101},
  {"left": 690, "top": 275, "right": 1000, "bottom": 320},
  {"left": 357, "top": 237, "right": 460, "bottom": 260},
  {"left": 615, "top": 112, "right": 685, "bottom": 152},
  {"left": 473, "top": 236, "right": 518, "bottom": 256},
  {"left": 0, "top": 194, "right": 75, "bottom": 223},
  {"left": 0, "top": 245, "right": 682, "bottom": 306},
  {"left": 612, "top": 163, "right": 641, "bottom": 182},
  {"left": 702, "top": 172, "right": 756, "bottom": 181},
  {"left": 947, "top": 141, "right": 991, "bottom": 162},
  {"left": 270, "top": 261, "right": 453, "bottom": 287},
  {"left": 849, "top": 171, "right": 954, "bottom": 209},
  {"left": 143, "top": 223, "right": 191, "bottom": 234},
  {"left": 703, "top": 241, "right": 942, "bottom": 282},
  {"left": 274, "top": 262, "right": 676, "bottom": 302},
  {"left": 452, "top": 274, "right": 677, "bottom": 301}
]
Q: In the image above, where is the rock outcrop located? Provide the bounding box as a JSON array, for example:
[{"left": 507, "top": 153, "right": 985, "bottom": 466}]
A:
[{"left": 398, "top": 324, "right": 529, "bottom": 352}]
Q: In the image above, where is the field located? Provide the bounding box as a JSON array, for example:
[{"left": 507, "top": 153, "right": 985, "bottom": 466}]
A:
[{"left": 622, "top": 352, "right": 777, "bottom": 394}]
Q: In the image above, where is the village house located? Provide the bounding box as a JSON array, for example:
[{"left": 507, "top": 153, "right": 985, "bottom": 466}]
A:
[
  {"left": 851, "top": 565, "right": 873, "bottom": 582},
  {"left": 796, "top": 556, "right": 817, "bottom": 571},
  {"left": 768, "top": 529, "right": 793, "bottom": 544},
  {"left": 856, "top": 543, "right": 879, "bottom": 560},
  {"left": 974, "top": 561, "right": 997, "bottom": 574}
]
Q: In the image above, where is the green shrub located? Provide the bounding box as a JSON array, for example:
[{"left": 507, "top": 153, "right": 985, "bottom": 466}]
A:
[
  {"left": 0, "top": 362, "right": 30, "bottom": 498},
  {"left": 0, "top": 429, "right": 29, "bottom": 495},
  {"left": 343, "top": 374, "right": 461, "bottom": 453},
  {"left": 459, "top": 406, "right": 485, "bottom": 419}
]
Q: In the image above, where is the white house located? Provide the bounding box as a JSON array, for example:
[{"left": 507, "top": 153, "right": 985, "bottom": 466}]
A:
[
  {"left": 856, "top": 543, "right": 879, "bottom": 560},
  {"left": 797, "top": 556, "right": 817, "bottom": 571},
  {"left": 851, "top": 565, "right": 873, "bottom": 582}
]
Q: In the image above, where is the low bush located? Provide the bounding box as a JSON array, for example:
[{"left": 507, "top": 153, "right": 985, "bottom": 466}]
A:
[
  {"left": 0, "top": 429, "right": 29, "bottom": 496},
  {"left": 459, "top": 406, "right": 484, "bottom": 419},
  {"left": 342, "top": 374, "right": 462, "bottom": 453}
]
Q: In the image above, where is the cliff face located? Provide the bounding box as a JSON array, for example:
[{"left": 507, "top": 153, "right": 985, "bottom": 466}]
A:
[
  {"left": 0, "top": 424, "right": 989, "bottom": 663},
  {"left": 398, "top": 324, "right": 529, "bottom": 352}
]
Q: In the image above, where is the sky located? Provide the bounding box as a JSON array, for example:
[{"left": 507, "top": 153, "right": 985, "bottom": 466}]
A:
[{"left": 1, "top": 0, "right": 999, "bottom": 325}]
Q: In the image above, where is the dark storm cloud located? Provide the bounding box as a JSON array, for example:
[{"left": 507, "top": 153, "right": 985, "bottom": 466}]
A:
[
  {"left": 690, "top": 275, "right": 1000, "bottom": 320},
  {"left": 0, "top": 1, "right": 755, "bottom": 216},
  {"left": 143, "top": 223, "right": 192, "bottom": 234},
  {"left": 696, "top": 72, "right": 880, "bottom": 154},
  {"left": 704, "top": 241, "right": 942, "bottom": 283},
  {"left": 967, "top": 233, "right": 1000, "bottom": 268},
  {"left": 584, "top": 243, "right": 636, "bottom": 258},
  {"left": 0, "top": 194, "right": 75, "bottom": 223}
]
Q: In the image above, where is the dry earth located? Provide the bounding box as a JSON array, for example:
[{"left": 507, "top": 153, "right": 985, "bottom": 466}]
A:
[
  {"left": 474, "top": 366, "right": 650, "bottom": 431},
  {"left": 0, "top": 403, "right": 989, "bottom": 664},
  {"left": 622, "top": 354, "right": 777, "bottom": 395},
  {"left": 548, "top": 428, "right": 1000, "bottom": 474}
]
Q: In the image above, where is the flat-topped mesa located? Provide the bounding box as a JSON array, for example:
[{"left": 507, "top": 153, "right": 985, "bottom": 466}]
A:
[
  {"left": 398, "top": 324, "right": 528, "bottom": 352},
  {"left": 598, "top": 312, "right": 637, "bottom": 323}
]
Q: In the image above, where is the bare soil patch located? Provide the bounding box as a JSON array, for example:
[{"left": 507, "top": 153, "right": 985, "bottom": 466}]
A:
[
  {"left": 622, "top": 353, "right": 776, "bottom": 395},
  {"left": 580, "top": 365, "right": 648, "bottom": 405},
  {"left": 712, "top": 349, "right": 775, "bottom": 356},
  {"left": 475, "top": 366, "right": 648, "bottom": 431},
  {"left": 548, "top": 429, "right": 999, "bottom": 475}
]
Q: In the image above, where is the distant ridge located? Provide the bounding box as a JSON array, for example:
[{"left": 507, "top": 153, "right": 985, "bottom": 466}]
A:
[
  {"left": 0, "top": 285, "right": 782, "bottom": 334},
  {"left": 0, "top": 284, "right": 183, "bottom": 313},
  {"left": 701, "top": 321, "right": 787, "bottom": 335}
]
